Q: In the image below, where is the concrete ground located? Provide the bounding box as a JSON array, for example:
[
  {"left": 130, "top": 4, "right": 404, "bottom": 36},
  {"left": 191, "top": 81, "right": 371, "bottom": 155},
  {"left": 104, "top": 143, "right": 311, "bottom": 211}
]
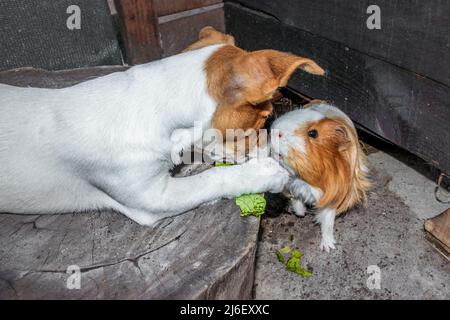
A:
[{"left": 254, "top": 149, "right": 450, "bottom": 299}]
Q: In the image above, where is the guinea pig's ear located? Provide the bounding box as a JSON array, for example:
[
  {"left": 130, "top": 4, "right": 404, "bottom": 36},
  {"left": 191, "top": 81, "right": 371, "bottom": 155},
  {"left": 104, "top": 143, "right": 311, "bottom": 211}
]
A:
[
  {"left": 336, "top": 125, "right": 352, "bottom": 150},
  {"left": 334, "top": 122, "right": 358, "bottom": 169},
  {"left": 331, "top": 121, "right": 371, "bottom": 213}
]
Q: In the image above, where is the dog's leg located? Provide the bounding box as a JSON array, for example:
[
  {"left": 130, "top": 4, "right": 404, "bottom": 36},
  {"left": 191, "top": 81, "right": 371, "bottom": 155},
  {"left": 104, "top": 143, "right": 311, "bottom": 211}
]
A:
[
  {"left": 314, "top": 207, "right": 337, "bottom": 252},
  {"left": 127, "top": 157, "right": 289, "bottom": 225},
  {"left": 170, "top": 127, "right": 202, "bottom": 165}
]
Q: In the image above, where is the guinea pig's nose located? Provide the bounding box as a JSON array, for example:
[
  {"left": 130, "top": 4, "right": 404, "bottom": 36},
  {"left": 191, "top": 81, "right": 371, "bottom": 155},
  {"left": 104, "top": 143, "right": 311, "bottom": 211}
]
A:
[{"left": 271, "top": 129, "right": 283, "bottom": 142}]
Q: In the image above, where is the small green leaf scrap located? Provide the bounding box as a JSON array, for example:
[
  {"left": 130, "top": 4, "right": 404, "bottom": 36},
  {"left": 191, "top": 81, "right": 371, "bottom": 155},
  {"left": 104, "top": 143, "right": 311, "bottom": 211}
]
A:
[
  {"left": 215, "top": 162, "right": 232, "bottom": 167},
  {"left": 214, "top": 162, "right": 266, "bottom": 217},
  {"left": 276, "top": 246, "right": 313, "bottom": 278},
  {"left": 276, "top": 245, "right": 292, "bottom": 264},
  {"left": 235, "top": 193, "right": 266, "bottom": 217}
]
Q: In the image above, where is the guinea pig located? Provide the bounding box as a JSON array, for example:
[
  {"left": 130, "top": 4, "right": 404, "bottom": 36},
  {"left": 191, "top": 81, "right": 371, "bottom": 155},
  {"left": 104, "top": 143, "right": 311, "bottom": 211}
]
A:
[{"left": 270, "top": 101, "right": 370, "bottom": 252}]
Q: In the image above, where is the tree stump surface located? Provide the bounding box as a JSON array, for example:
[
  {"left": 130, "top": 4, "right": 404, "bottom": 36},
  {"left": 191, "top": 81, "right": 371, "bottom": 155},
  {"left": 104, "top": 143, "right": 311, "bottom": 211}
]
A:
[{"left": 0, "top": 67, "right": 260, "bottom": 299}]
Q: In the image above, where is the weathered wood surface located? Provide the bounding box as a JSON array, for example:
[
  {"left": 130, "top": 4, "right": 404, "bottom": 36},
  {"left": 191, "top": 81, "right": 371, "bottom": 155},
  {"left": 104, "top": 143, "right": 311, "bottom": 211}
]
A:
[
  {"left": 154, "top": 0, "right": 222, "bottom": 17},
  {"left": 231, "top": 0, "right": 450, "bottom": 86},
  {"left": 159, "top": 5, "right": 225, "bottom": 58},
  {"left": 225, "top": 2, "right": 450, "bottom": 174},
  {"left": 0, "top": 68, "right": 259, "bottom": 299},
  {"left": 115, "top": 0, "right": 162, "bottom": 64},
  {"left": 0, "top": 193, "right": 258, "bottom": 299},
  {"left": 0, "top": 66, "right": 128, "bottom": 88},
  {"left": 113, "top": 0, "right": 225, "bottom": 64}
]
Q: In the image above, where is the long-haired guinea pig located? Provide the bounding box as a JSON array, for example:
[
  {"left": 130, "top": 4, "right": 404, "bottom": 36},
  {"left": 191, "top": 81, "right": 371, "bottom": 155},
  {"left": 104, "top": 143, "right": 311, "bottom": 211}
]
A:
[{"left": 270, "top": 100, "right": 370, "bottom": 252}]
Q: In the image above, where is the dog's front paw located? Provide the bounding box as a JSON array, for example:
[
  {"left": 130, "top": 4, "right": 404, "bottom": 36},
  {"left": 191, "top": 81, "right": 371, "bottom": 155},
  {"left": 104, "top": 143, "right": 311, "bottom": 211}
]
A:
[
  {"left": 246, "top": 157, "right": 289, "bottom": 193},
  {"left": 319, "top": 236, "right": 336, "bottom": 253}
]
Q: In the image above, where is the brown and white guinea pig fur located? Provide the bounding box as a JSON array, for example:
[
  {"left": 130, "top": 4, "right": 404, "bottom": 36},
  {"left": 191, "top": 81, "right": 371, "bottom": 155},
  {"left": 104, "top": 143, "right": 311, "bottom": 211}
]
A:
[{"left": 270, "top": 101, "right": 371, "bottom": 252}]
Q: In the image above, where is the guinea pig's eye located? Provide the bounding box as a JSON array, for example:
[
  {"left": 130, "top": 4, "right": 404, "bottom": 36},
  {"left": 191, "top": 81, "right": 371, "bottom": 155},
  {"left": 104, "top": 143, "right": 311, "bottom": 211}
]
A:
[{"left": 308, "top": 129, "right": 318, "bottom": 139}]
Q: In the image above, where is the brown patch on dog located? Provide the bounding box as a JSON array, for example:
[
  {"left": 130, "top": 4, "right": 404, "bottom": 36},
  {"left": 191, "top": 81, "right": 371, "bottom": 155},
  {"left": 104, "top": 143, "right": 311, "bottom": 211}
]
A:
[
  {"left": 211, "top": 101, "right": 272, "bottom": 161},
  {"left": 287, "top": 118, "right": 370, "bottom": 214},
  {"left": 212, "top": 100, "right": 273, "bottom": 133}
]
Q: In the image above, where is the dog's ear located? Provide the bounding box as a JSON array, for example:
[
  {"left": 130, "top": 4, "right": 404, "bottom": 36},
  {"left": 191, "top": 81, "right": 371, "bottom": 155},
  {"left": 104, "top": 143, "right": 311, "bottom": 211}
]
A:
[
  {"left": 254, "top": 50, "right": 325, "bottom": 85},
  {"left": 235, "top": 50, "right": 325, "bottom": 104},
  {"left": 206, "top": 47, "right": 324, "bottom": 106},
  {"left": 184, "top": 26, "right": 235, "bottom": 52}
]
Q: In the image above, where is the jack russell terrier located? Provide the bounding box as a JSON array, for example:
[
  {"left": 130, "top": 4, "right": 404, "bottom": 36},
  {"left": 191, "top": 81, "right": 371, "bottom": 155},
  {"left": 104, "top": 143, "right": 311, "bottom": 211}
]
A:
[{"left": 0, "top": 27, "right": 324, "bottom": 226}]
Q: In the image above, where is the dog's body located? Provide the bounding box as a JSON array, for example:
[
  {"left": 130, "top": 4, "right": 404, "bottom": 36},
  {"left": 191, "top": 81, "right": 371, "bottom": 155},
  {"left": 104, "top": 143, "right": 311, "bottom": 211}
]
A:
[
  {"left": 0, "top": 45, "right": 222, "bottom": 225},
  {"left": 0, "top": 28, "right": 325, "bottom": 226},
  {"left": 270, "top": 102, "right": 370, "bottom": 251}
]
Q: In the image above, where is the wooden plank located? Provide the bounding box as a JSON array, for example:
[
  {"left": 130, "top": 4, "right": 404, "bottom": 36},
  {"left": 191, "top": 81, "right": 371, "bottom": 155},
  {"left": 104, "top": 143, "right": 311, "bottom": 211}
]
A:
[
  {"left": 225, "top": 2, "right": 450, "bottom": 174},
  {"left": 231, "top": 0, "right": 450, "bottom": 86},
  {"left": 0, "top": 66, "right": 128, "bottom": 88},
  {"left": 154, "top": 0, "right": 222, "bottom": 17},
  {"left": 425, "top": 209, "right": 450, "bottom": 256},
  {"left": 114, "top": 0, "right": 161, "bottom": 64},
  {"left": 0, "top": 68, "right": 259, "bottom": 299},
  {"left": 159, "top": 7, "right": 225, "bottom": 57}
]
